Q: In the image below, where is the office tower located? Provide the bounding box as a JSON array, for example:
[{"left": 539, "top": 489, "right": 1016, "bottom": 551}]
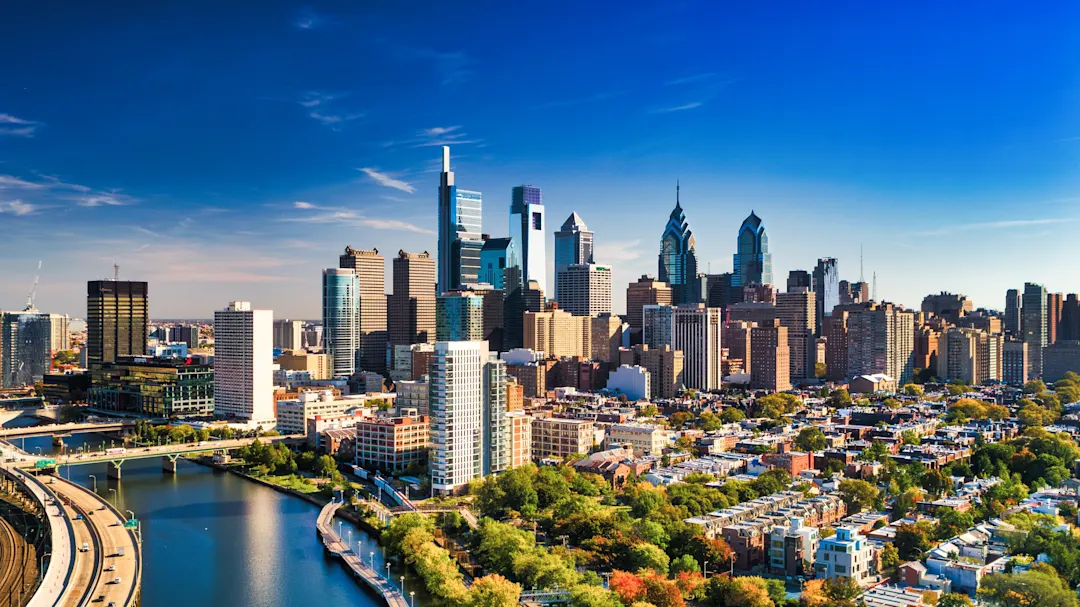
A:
[
  {"left": 733, "top": 210, "right": 772, "bottom": 288},
  {"left": 658, "top": 186, "right": 700, "bottom": 305},
  {"left": 750, "top": 320, "right": 790, "bottom": 391},
  {"left": 620, "top": 344, "right": 685, "bottom": 399},
  {"left": 743, "top": 283, "right": 777, "bottom": 304},
  {"left": 787, "top": 270, "right": 811, "bottom": 291},
  {"left": 914, "top": 325, "right": 941, "bottom": 371},
  {"left": 523, "top": 309, "right": 592, "bottom": 359},
  {"left": 87, "top": 280, "right": 148, "bottom": 364},
  {"left": 920, "top": 292, "right": 973, "bottom": 322},
  {"left": 839, "top": 281, "right": 869, "bottom": 305},
  {"left": 510, "top": 185, "right": 546, "bottom": 294},
  {"left": 503, "top": 267, "right": 544, "bottom": 351},
  {"left": 213, "top": 301, "right": 274, "bottom": 423},
  {"left": 1022, "top": 282, "right": 1048, "bottom": 377},
  {"left": 591, "top": 314, "right": 626, "bottom": 363},
  {"left": 728, "top": 302, "right": 777, "bottom": 326},
  {"left": 322, "top": 268, "right": 360, "bottom": 377},
  {"left": 479, "top": 238, "right": 514, "bottom": 289},
  {"left": 846, "top": 303, "right": 916, "bottom": 383},
  {"left": 273, "top": 319, "right": 304, "bottom": 351},
  {"left": 436, "top": 291, "right": 484, "bottom": 341},
  {"left": 437, "top": 146, "right": 483, "bottom": 292},
  {"left": 1, "top": 310, "right": 68, "bottom": 388},
  {"left": 89, "top": 357, "right": 214, "bottom": 417},
  {"left": 936, "top": 328, "right": 1003, "bottom": 384},
  {"left": 723, "top": 320, "right": 754, "bottom": 375},
  {"left": 956, "top": 312, "right": 1003, "bottom": 335},
  {"left": 479, "top": 287, "right": 506, "bottom": 353},
  {"left": 704, "top": 272, "right": 739, "bottom": 309},
  {"left": 1047, "top": 293, "right": 1063, "bottom": 345},
  {"left": 642, "top": 304, "right": 675, "bottom": 349},
  {"left": 670, "top": 304, "right": 722, "bottom": 391},
  {"left": 556, "top": 264, "right": 612, "bottom": 316},
  {"left": 627, "top": 275, "right": 673, "bottom": 344},
  {"left": 483, "top": 358, "right": 509, "bottom": 476},
  {"left": 1062, "top": 294, "right": 1080, "bottom": 341},
  {"left": 339, "top": 247, "right": 387, "bottom": 373},
  {"left": 776, "top": 289, "right": 817, "bottom": 383},
  {"left": 173, "top": 324, "right": 200, "bottom": 349},
  {"left": 1002, "top": 341, "right": 1029, "bottom": 386},
  {"left": 388, "top": 250, "right": 437, "bottom": 347},
  {"left": 812, "top": 258, "right": 839, "bottom": 333},
  {"left": 554, "top": 212, "right": 594, "bottom": 296},
  {"left": 824, "top": 312, "right": 850, "bottom": 382},
  {"left": 430, "top": 341, "right": 503, "bottom": 494},
  {"left": 1004, "top": 289, "right": 1022, "bottom": 337}
]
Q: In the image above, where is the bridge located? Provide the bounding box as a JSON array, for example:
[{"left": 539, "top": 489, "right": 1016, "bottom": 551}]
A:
[
  {"left": 11, "top": 435, "right": 303, "bottom": 479},
  {"left": 316, "top": 499, "right": 410, "bottom": 607},
  {"left": 0, "top": 422, "right": 136, "bottom": 441}
]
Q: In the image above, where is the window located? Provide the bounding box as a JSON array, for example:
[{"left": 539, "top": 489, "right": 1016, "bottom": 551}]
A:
[
  {"left": 532, "top": 212, "right": 542, "bottom": 230},
  {"left": 835, "top": 565, "right": 846, "bottom": 573}
]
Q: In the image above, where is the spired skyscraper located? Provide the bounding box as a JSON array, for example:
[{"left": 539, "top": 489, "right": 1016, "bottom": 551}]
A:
[
  {"left": 733, "top": 211, "right": 772, "bottom": 288},
  {"left": 437, "top": 146, "right": 483, "bottom": 293},
  {"left": 510, "top": 185, "right": 546, "bottom": 296},
  {"left": 553, "top": 212, "right": 594, "bottom": 297},
  {"left": 658, "top": 184, "right": 699, "bottom": 305}
]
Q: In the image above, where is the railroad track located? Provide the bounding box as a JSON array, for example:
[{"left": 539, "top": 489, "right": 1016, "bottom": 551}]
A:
[{"left": 0, "top": 513, "right": 32, "bottom": 607}]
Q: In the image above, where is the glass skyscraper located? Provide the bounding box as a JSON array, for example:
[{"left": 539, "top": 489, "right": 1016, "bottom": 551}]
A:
[
  {"left": 554, "top": 212, "right": 594, "bottom": 298},
  {"left": 658, "top": 185, "right": 699, "bottom": 305},
  {"left": 480, "top": 237, "right": 514, "bottom": 289},
  {"left": 510, "top": 185, "right": 546, "bottom": 296},
  {"left": 437, "top": 146, "right": 483, "bottom": 293},
  {"left": 733, "top": 210, "right": 772, "bottom": 287},
  {"left": 322, "top": 268, "right": 360, "bottom": 378},
  {"left": 812, "top": 257, "right": 839, "bottom": 334}
]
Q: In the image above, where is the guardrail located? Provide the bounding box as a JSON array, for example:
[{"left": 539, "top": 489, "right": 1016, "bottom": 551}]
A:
[{"left": 9, "top": 469, "right": 76, "bottom": 607}]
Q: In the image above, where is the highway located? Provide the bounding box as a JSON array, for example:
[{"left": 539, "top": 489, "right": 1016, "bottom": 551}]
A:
[
  {"left": 0, "top": 422, "right": 135, "bottom": 440},
  {"left": 49, "top": 478, "right": 139, "bottom": 607},
  {"left": 52, "top": 484, "right": 100, "bottom": 607}
]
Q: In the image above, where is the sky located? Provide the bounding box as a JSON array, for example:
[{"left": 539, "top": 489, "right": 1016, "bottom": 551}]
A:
[{"left": 2, "top": 1, "right": 1079, "bottom": 319}]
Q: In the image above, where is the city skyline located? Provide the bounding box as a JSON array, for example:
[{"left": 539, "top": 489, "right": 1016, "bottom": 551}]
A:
[{"left": 2, "top": 1, "right": 1080, "bottom": 318}]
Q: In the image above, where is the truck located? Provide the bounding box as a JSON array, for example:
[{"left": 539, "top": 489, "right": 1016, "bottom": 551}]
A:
[{"left": 105, "top": 448, "right": 126, "bottom": 456}]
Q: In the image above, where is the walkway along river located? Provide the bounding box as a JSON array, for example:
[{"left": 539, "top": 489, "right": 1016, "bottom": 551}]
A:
[{"left": 3, "top": 421, "right": 432, "bottom": 607}]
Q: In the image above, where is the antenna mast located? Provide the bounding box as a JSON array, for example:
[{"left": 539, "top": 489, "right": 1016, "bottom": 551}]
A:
[
  {"left": 114, "top": 264, "right": 119, "bottom": 281},
  {"left": 872, "top": 271, "right": 877, "bottom": 302},
  {"left": 859, "top": 244, "right": 864, "bottom": 284}
]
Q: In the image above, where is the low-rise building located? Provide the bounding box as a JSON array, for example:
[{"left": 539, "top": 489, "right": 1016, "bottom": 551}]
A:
[
  {"left": 814, "top": 526, "right": 875, "bottom": 584},
  {"left": 531, "top": 417, "right": 595, "bottom": 460},
  {"left": 88, "top": 356, "right": 213, "bottom": 417},
  {"left": 276, "top": 389, "right": 381, "bottom": 435},
  {"left": 606, "top": 365, "right": 650, "bottom": 401},
  {"left": 767, "top": 517, "right": 819, "bottom": 577},
  {"left": 275, "top": 350, "right": 332, "bottom": 380},
  {"left": 354, "top": 415, "right": 429, "bottom": 472},
  {"left": 604, "top": 423, "right": 668, "bottom": 457}
]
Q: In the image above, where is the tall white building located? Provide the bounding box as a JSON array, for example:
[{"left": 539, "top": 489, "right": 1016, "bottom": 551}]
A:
[
  {"left": 510, "top": 185, "right": 546, "bottom": 296},
  {"left": 430, "top": 341, "right": 501, "bottom": 495},
  {"left": 555, "top": 263, "right": 612, "bottom": 316},
  {"left": 214, "top": 301, "right": 275, "bottom": 424},
  {"left": 273, "top": 319, "right": 304, "bottom": 350},
  {"left": 672, "top": 304, "right": 722, "bottom": 391}
]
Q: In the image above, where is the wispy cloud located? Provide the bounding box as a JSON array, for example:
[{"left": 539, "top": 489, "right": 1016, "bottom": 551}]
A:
[
  {"left": 358, "top": 168, "right": 415, "bottom": 193},
  {"left": 411, "top": 125, "right": 481, "bottom": 148},
  {"left": 0, "top": 174, "right": 135, "bottom": 208},
  {"left": 0, "top": 113, "right": 38, "bottom": 137},
  {"left": 650, "top": 101, "right": 703, "bottom": 114},
  {"left": 293, "top": 201, "right": 317, "bottom": 209},
  {"left": 595, "top": 239, "right": 642, "bottom": 262},
  {"left": 0, "top": 200, "right": 36, "bottom": 216},
  {"left": 913, "top": 217, "right": 1075, "bottom": 237},
  {"left": 76, "top": 193, "right": 134, "bottom": 207},
  {"left": 288, "top": 201, "right": 433, "bottom": 234},
  {"left": 0, "top": 175, "right": 47, "bottom": 189},
  {"left": 530, "top": 91, "right": 627, "bottom": 111},
  {"left": 666, "top": 72, "right": 719, "bottom": 86},
  {"left": 424, "top": 126, "right": 460, "bottom": 137},
  {"left": 298, "top": 91, "right": 363, "bottom": 128},
  {"left": 293, "top": 7, "right": 327, "bottom": 30}
]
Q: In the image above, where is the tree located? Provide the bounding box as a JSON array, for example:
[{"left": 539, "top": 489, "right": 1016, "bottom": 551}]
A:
[
  {"left": 1023, "top": 380, "right": 1047, "bottom": 394},
  {"left": 719, "top": 408, "right": 745, "bottom": 424},
  {"left": 669, "top": 554, "right": 698, "bottom": 577},
  {"left": 752, "top": 468, "right": 792, "bottom": 496},
  {"left": 894, "top": 521, "right": 935, "bottom": 561},
  {"left": 628, "top": 543, "right": 670, "bottom": 575},
  {"left": 668, "top": 412, "right": 694, "bottom": 429},
  {"left": 469, "top": 575, "right": 521, "bottom": 607},
  {"left": 894, "top": 487, "right": 922, "bottom": 516},
  {"left": 921, "top": 469, "right": 951, "bottom": 497},
  {"left": 383, "top": 513, "right": 434, "bottom": 557},
  {"left": 800, "top": 579, "right": 829, "bottom": 607},
  {"left": 814, "top": 362, "right": 826, "bottom": 378},
  {"left": 838, "top": 479, "right": 879, "bottom": 514},
  {"left": 880, "top": 543, "right": 901, "bottom": 579},
  {"left": 902, "top": 383, "right": 924, "bottom": 396},
  {"left": 53, "top": 349, "right": 79, "bottom": 366},
  {"left": 979, "top": 569, "right": 1079, "bottom": 607},
  {"left": 829, "top": 388, "right": 852, "bottom": 406},
  {"left": 822, "top": 577, "right": 861, "bottom": 607},
  {"left": 569, "top": 585, "right": 622, "bottom": 607},
  {"left": 937, "top": 593, "right": 974, "bottom": 607},
  {"left": 900, "top": 430, "right": 920, "bottom": 445},
  {"left": 935, "top": 507, "right": 974, "bottom": 540},
  {"left": 315, "top": 454, "right": 338, "bottom": 479},
  {"left": 475, "top": 520, "right": 536, "bottom": 576},
  {"left": 795, "top": 426, "right": 827, "bottom": 453},
  {"left": 642, "top": 404, "right": 660, "bottom": 417},
  {"left": 609, "top": 571, "right": 648, "bottom": 605},
  {"left": 697, "top": 411, "right": 723, "bottom": 431}
]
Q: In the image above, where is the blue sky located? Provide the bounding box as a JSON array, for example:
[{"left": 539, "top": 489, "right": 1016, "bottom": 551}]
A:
[{"left": 2, "top": 1, "right": 1079, "bottom": 318}]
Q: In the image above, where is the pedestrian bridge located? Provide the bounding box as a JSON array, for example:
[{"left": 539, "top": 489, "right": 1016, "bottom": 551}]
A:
[
  {"left": 0, "top": 421, "right": 136, "bottom": 440},
  {"left": 316, "top": 499, "right": 410, "bottom": 607}
]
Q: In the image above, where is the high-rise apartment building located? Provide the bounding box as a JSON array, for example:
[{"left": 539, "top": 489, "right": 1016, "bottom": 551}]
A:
[
  {"left": 823, "top": 311, "right": 850, "bottom": 382},
  {"left": 437, "top": 146, "right": 483, "bottom": 292},
  {"left": 1004, "top": 289, "right": 1022, "bottom": 337},
  {"left": 777, "top": 289, "right": 816, "bottom": 383},
  {"left": 1022, "top": 282, "right": 1048, "bottom": 378},
  {"left": 846, "top": 303, "right": 916, "bottom": 383},
  {"left": 1047, "top": 293, "right": 1063, "bottom": 345},
  {"left": 619, "top": 344, "right": 685, "bottom": 399},
  {"left": 671, "top": 304, "right": 722, "bottom": 391},
  {"left": 642, "top": 304, "right": 675, "bottom": 349},
  {"left": 1002, "top": 341, "right": 1029, "bottom": 386},
  {"left": 626, "top": 275, "right": 673, "bottom": 344},
  {"left": 510, "top": 185, "right": 546, "bottom": 294},
  {"left": 87, "top": 280, "right": 148, "bottom": 364},
  {"left": 523, "top": 309, "right": 591, "bottom": 359},
  {"left": 554, "top": 212, "right": 594, "bottom": 297},
  {"left": 388, "top": 250, "right": 437, "bottom": 347},
  {"left": 733, "top": 211, "right": 772, "bottom": 288},
  {"left": 658, "top": 186, "right": 700, "bottom": 305},
  {"left": 723, "top": 320, "right": 754, "bottom": 375},
  {"left": 1062, "top": 294, "right": 1080, "bottom": 341},
  {"left": 812, "top": 258, "right": 839, "bottom": 333},
  {"left": 213, "top": 301, "right": 274, "bottom": 423},
  {"left": 483, "top": 359, "right": 509, "bottom": 476},
  {"left": 436, "top": 292, "right": 484, "bottom": 341},
  {"left": 339, "top": 247, "right": 387, "bottom": 373},
  {"left": 555, "top": 264, "right": 612, "bottom": 316},
  {"left": 787, "top": 270, "right": 811, "bottom": 291},
  {"left": 322, "top": 268, "right": 360, "bottom": 378},
  {"left": 936, "top": 328, "right": 1003, "bottom": 384},
  {"left": 273, "top": 319, "right": 304, "bottom": 351},
  {"left": 1, "top": 310, "right": 69, "bottom": 388},
  {"left": 920, "top": 292, "right": 973, "bottom": 322},
  {"left": 839, "top": 281, "right": 870, "bottom": 305},
  {"left": 750, "top": 319, "right": 790, "bottom": 392}
]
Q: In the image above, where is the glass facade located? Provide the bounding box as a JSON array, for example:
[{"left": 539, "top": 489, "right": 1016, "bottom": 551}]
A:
[
  {"left": 436, "top": 294, "right": 484, "bottom": 341},
  {"left": 480, "top": 237, "right": 513, "bottom": 289},
  {"left": 89, "top": 357, "right": 213, "bottom": 417},
  {"left": 510, "top": 185, "right": 546, "bottom": 296},
  {"left": 554, "top": 212, "right": 594, "bottom": 298},
  {"left": 658, "top": 195, "right": 699, "bottom": 305},
  {"left": 733, "top": 211, "right": 772, "bottom": 287},
  {"left": 322, "top": 269, "right": 360, "bottom": 377}
]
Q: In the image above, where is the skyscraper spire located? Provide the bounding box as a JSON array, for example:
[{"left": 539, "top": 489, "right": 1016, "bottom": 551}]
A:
[{"left": 676, "top": 180, "right": 680, "bottom": 206}]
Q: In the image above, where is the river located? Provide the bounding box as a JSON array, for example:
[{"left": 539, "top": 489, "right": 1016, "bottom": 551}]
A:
[{"left": 3, "top": 416, "right": 429, "bottom": 607}]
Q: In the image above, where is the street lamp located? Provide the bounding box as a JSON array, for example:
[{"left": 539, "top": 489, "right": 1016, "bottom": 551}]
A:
[
  {"left": 34, "top": 447, "right": 42, "bottom": 455},
  {"left": 125, "top": 509, "right": 134, "bottom": 523},
  {"left": 88, "top": 475, "right": 97, "bottom": 493},
  {"left": 400, "top": 576, "right": 405, "bottom": 594},
  {"left": 369, "top": 551, "right": 374, "bottom": 571},
  {"left": 108, "top": 488, "right": 116, "bottom": 503},
  {"left": 703, "top": 561, "right": 709, "bottom": 579},
  {"left": 385, "top": 562, "right": 390, "bottom": 580},
  {"left": 410, "top": 592, "right": 414, "bottom": 607}
]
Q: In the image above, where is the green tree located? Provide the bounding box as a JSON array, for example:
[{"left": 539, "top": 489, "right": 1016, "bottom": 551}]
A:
[
  {"left": 814, "top": 362, "right": 826, "bottom": 378},
  {"left": 894, "top": 521, "right": 935, "bottom": 561},
  {"left": 719, "top": 408, "right": 745, "bottom": 424},
  {"left": 979, "top": 569, "right": 1079, "bottom": 607},
  {"left": 468, "top": 574, "right": 522, "bottom": 607},
  {"left": 795, "top": 426, "right": 827, "bottom": 453},
  {"left": 935, "top": 507, "right": 974, "bottom": 540},
  {"left": 900, "top": 430, "right": 920, "bottom": 445},
  {"left": 829, "top": 388, "right": 852, "bottom": 407},
  {"left": 893, "top": 487, "right": 922, "bottom": 517},
  {"left": 880, "top": 543, "right": 901, "bottom": 578},
  {"left": 838, "top": 479, "right": 879, "bottom": 514},
  {"left": 569, "top": 585, "right": 622, "bottom": 607},
  {"left": 697, "top": 411, "right": 723, "bottom": 431},
  {"left": 383, "top": 513, "right": 434, "bottom": 557},
  {"left": 937, "top": 593, "right": 974, "bottom": 607},
  {"left": 475, "top": 519, "right": 536, "bottom": 576},
  {"left": 1023, "top": 380, "right": 1047, "bottom": 394},
  {"left": 628, "top": 543, "right": 670, "bottom": 575},
  {"left": 823, "top": 576, "right": 861, "bottom": 607},
  {"left": 669, "top": 554, "right": 698, "bottom": 577},
  {"left": 902, "top": 383, "right": 924, "bottom": 396}
]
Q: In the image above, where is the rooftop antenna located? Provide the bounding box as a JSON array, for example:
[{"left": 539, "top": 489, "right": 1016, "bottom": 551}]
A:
[
  {"left": 872, "top": 271, "right": 878, "bottom": 302},
  {"left": 859, "top": 244, "right": 864, "bottom": 283},
  {"left": 25, "top": 261, "right": 41, "bottom": 311},
  {"left": 114, "top": 263, "right": 119, "bottom": 281},
  {"left": 676, "top": 180, "right": 680, "bottom": 205}
]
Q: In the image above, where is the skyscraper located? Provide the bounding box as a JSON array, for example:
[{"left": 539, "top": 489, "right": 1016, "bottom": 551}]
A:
[
  {"left": 322, "top": 268, "right": 360, "bottom": 378},
  {"left": 658, "top": 185, "right": 699, "bottom": 305},
  {"left": 733, "top": 211, "right": 772, "bottom": 288},
  {"left": 812, "top": 258, "right": 839, "bottom": 333},
  {"left": 524, "top": 309, "right": 592, "bottom": 359},
  {"left": 1047, "top": 292, "right": 1063, "bottom": 345},
  {"left": 555, "top": 264, "right": 612, "bottom": 316},
  {"left": 642, "top": 304, "right": 675, "bottom": 350},
  {"left": 479, "top": 237, "right": 514, "bottom": 290},
  {"left": 339, "top": 247, "right": 387, "bottom": 373},
  {"left": 1062, "top": 294, "right": 1080, "bottom": 341},
  {"left": 87, "top": 280, "right": 148, "bottom": 364},
  {"left": 436, "top": 292, "right": 484, "bottom": 341},
  {"left": 554, "top": 212, "right": 594, "bottom": 296},
  {"left": 671, "top": 304, "right": 722, "bottom": 391},
  {"left": 213, "top": 301, "right": 274, "bottom": 423},
  {"left": 627, "top": 275, "right": 673, "bottom": 345},
  {"left": 787, "top": 270, "right": 811, "bottom": 291},
  {"left": 846, "top": 303, "right": 915, "bottom": 383},
  {"left": 510, "top": 185, "right": 546, "bottom": 294},
  {"left": 1022, "top": 282, "right": 1048, "bottom": 377},
  {"left": 388, "top": 250, "right": 437, "bottom": 347},
  {"left": 273, "top": 319, "right": 304, "bottom": 351},
  {"left": 750, "top": 320, "right": 790, "bottom": 392},
  {"left": 1, "top": 310, "right": 68, "bottom": 388},
  {"left": 776, "top": 289, "right": 817, "bottom": 383},
  {"left": 436, "top": 146, "right": 483, "bottom": 292},
  {"left": 1004, "top": 289, "right": 1022, "bottom": 337}
]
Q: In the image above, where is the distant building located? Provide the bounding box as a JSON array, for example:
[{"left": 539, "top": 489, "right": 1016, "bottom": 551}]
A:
[
  {"left": 510, "top": 185, "right": 546, "bottom": 296},
  {"left": 936, "top": 328, "right": 1003, "bottom": 384},
  {"left": 626, "top": 275, "right": 673, "bottom": 344},
  {"left": 437, "top": 146, "right": 483, "bottom": 292},
  {"left": 1, "top": 310, "right": 69, "bottom": 388},
  {"left": 1042, "top": 340, "right": 1080, "bottom": 384},
  {"left": 531, "top": 417, "right": 594, "bottom": 460},
  {"left": 643, "top": 304, "right": 675, "bottom": 349},
  {"left": 479, "top": 237, "right": 513, "bottom": 290},
  {"left": 787, "top": 270, "right": 811, "bottom": 291},
  {"left": 276, "top": 351, "right": 332, "bottom": 381},
  {"left": 388, "top": 250, "right": 437, "bottom": 347},
  {"left": 847, "top": 303, "right": 916, "bottom": 383},
  {"left": 339, "top": 246, "right": 387, "bottom": 373},
  {"left": 591, "top": 314, "right": 626, "bottom": 364},
  {"left": 777, "top": 289, "right": 816, "bottom": 383},
  {"left": 672, "top": 304, "right": 722, "bottom": 391},
  {"left": 619, "top": 344, "right": 684, "bottom": 399},
  {"left": 751, "top": 320, "right": 790, "bottom": 392},
  {"left": 1003, "top": 288, "right": 1022, "bottom": 337},
  {"left": 276, "top": 390, "right": 374, "bottom": 435},
  {"left": 214, "top": 301, "right": 275, "bottom": 424},
  {"left": 607, "top": 365, "right": 651, "bottom": 401},
  {"left": 1022, "top": 282, "right": 1047, "bottom": 377},
  {"left": 323, "top": 268, "right": 361, "bottom": 378},
  {"left": 554, "top": 212, "right": 594, "bottom": 297},
  {"left": 87, "top": 280, "right": 148, "bottom": 364},
  {"left": 605, "top": 423, "right": 667, "bottom": 457},
  {"left": 733, "top": 210, "right": 772, "bottom": 288},
  {"left": 89, "top": 356, "right": 213, "bottom": 417},
  {"left": 555, "top": 264, "right": 612, "bottom": 316},
  {"left": 658, "top": 185, "right": 700, "bottom": 305},
  {"left": 1002, "top": 341, "right": 1029, "bottom": 385},
  {"left": 507, "top": 412, "right": 532, "bottom": 469},
  {"left": 273, "top": 319, "right": 304, "bottom": 351},
  {"left": 849, "top": 374, "right": 896, "bottom": 394},
  {"left": 921, "top": 292, "right": 973, "bottom": 322},
  {"left": 354, "top": 415, "right": 429, "bottom": 473},
  {"left": 524, "top": 309, "right": 591, "bottom": 359},
  {"left": 396, "top": 378, "right": 430, "bottom": 416},
  {"left": 1048, "top": 292, "right": 1064, "bottom": 345},
  {"left": 812, "top": 258, "right": 839, "bottom": 334},
  {"left": 436, "top": 291, "right": 484, "bottom": 341}
]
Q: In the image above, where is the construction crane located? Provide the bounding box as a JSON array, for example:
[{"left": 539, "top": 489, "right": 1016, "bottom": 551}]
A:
[{"left": 24, "top": 261, "right": 41, "bottom": 312}]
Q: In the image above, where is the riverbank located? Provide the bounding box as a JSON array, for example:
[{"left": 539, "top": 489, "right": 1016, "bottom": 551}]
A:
[{"left": 186, "top": 457, "right": 383, "bottom": 536}]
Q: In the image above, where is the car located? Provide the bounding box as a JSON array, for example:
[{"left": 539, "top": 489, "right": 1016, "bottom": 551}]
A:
[
  {"left": 75, "top": 513, "right": 83, "bottom": 520},
  {"left": 112, "top": 577, "right": 121, "bottom": 585},
  {"left": 105, "top": 565, "right": 115, "bottom": 572},
  {"left": 108, "top": 603, "right": 116, "bottom": 607}
]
